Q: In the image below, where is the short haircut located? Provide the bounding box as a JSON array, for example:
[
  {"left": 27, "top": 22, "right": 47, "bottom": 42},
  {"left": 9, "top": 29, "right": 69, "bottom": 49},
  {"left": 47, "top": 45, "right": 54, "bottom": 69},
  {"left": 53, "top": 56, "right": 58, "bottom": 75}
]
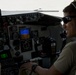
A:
[{"left": 63, "top": 1, "right": 76, "bottom": 14}]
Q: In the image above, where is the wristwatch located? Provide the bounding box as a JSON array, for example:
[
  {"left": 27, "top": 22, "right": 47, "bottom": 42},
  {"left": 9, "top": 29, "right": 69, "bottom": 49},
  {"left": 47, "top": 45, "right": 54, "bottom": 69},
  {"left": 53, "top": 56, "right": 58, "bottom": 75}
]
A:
[
  {"left": 31, "top": 64, "right": 38, "bottom": 72},
  {"left": 29, "top": 64, "right": 38, "bottom": 75}
]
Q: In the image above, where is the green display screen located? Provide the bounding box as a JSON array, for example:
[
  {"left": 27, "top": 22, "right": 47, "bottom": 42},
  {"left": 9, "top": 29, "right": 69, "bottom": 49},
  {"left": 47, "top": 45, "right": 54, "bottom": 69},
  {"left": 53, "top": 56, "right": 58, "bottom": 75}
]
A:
[{"left": 0, "top": 54, "right": 8, "bottom": 59}]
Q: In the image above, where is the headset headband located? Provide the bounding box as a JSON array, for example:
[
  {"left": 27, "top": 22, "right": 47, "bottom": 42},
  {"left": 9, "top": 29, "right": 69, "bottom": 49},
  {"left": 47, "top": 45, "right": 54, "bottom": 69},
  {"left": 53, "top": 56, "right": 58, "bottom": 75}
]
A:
[{"left": 71, "top": 2, "right": 76, "bottom": 9}]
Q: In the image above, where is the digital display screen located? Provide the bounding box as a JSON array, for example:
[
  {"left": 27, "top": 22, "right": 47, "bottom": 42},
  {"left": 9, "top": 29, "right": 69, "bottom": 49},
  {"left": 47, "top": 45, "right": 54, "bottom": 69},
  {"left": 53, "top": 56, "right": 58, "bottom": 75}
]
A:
[
  {"left": 19, "top": 28, "right": 30, "bottom": 39},
  {"left": 0, "top": 53, "right": 8, "bottom": 59},
  {"left": 20, "top": 28, "right": 29, "bottom": 35}
]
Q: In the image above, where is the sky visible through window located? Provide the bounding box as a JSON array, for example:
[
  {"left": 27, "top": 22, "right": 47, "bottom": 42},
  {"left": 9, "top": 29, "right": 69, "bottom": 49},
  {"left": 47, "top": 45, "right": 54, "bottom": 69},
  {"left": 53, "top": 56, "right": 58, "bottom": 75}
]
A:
[{"left": 0, "top": 0, "right": 73, "bottom": 17}]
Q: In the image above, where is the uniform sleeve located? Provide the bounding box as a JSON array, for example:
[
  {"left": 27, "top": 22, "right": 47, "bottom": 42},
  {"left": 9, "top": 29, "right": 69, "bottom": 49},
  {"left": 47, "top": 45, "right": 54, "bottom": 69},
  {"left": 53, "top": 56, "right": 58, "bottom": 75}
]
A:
[{"left": 54, "top": 44, "right": 73, "bottom": 74}]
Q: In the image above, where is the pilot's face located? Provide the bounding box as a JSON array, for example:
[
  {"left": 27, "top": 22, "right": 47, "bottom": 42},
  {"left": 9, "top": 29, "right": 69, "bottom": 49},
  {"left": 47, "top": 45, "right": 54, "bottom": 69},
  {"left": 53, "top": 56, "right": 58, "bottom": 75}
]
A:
[{"left": 62, "top": 12, "right": 76, "bottom": 38}]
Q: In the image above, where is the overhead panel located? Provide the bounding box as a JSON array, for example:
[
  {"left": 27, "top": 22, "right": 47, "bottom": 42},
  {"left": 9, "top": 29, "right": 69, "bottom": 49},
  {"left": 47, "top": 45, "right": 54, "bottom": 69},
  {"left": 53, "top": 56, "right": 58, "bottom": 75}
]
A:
[{"left": 2, "top": 12, "right": 61, "bottom": 26}]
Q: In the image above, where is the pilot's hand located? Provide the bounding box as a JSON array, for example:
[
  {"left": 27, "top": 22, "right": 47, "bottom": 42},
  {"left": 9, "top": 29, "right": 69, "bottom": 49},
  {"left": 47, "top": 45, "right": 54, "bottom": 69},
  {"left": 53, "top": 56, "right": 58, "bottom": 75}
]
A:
[{"left": 20, "top": 62, "right": 38, "bottom": 71}]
